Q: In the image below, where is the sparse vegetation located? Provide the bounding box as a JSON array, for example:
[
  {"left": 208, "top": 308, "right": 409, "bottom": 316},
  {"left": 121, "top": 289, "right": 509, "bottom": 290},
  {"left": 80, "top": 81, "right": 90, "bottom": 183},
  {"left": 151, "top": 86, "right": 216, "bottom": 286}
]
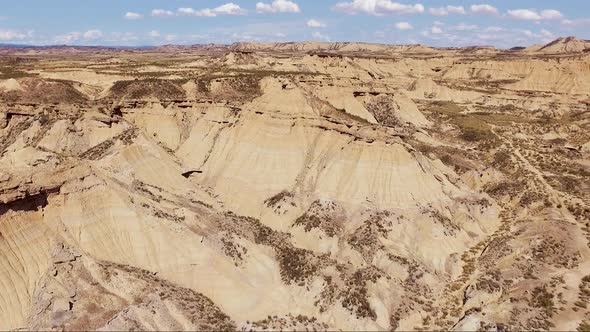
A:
[
  {"left": 292, "top": 200, "right": 343, "bottom": 237},
  {"left": 530, "top": 286, "right": 555, "bottom": 317},
  {"left": 264, "top": 190, "right": 294, "bottom": 207},
  {"left": 109, "top": 78, "right": 186, "bottom": 100}
]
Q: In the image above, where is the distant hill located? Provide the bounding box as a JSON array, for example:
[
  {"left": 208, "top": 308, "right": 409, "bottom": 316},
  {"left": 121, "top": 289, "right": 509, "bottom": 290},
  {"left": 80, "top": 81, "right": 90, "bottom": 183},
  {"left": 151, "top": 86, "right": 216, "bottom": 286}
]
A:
[
  {"left": 228, "top": 41, "right": 439, "bottom": 54},
  {"left": 0, "top": 43, "right": 33, "bottom": 48},
  {"left": 524, "top": 36, "right": 590, "bottom": 54},
  {"left": 1, "top": 37, "right": 589, "bottom": 55}
]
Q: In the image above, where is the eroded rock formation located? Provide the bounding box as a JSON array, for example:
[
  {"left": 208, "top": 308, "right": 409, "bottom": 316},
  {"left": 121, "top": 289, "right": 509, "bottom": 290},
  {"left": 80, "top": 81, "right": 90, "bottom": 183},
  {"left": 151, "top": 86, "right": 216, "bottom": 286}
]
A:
[{"left": 1, "top": 37, "right": 589, "bottom": 331}]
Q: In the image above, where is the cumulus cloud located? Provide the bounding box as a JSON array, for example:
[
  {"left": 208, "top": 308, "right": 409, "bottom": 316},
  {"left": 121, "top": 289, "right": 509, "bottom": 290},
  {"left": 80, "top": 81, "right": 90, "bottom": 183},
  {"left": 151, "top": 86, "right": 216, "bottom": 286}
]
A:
[
  {"left": 177, "top": 8, "right": 216, "bottom": 17},
  {"left": 395, "top": 22, "right": 413, "bottom": 30},
  {"left": 151, "top": 9, "right": 175, "bottom": 17},
  {"left": 311, "top": 31, "right": 330, "bottom": 41},
  {"left": 256, "top": 0, "right": 301, "bottom": 14},
  {"left": 507, "top": 9, "right": 563, "bottom": 20},
  {"left": 561, "top": 18, "right": 590, "bottom": 26},
  {"left": 213, "top": 3, "right": 247, "bottom": 15},
  {"left": 83, "top": 29, "right": 103, "bottom": 40},
  {"left": 54, "top": 32, "right": 81, "bottom": 44},
  {"left": 176, "top": 3, "right": 246, "bottom": 17},
  {"left": 429, "top": 5, "right": 465, "bottom": 16},
  {"left": 108, "top": 32, "right": 139, "bottom": 44},
  {"left": 231, "top": 32, "right": 260, "bottom": 41},
  {"left": 540, "top": 29, "right": 554, "bottom": 38},
  {"left": 307, "top": 19, "right": 326, "bottom": 28},
  {"left": 539, "top": 10, "right": 563, "bottom": 20},
  {"left": 334, "top": 0, "right": 425, "bottom": 16},
  {"left": 124, "top": 12, "right": 143, "bottom": 20},
  {"left": 53, "top": 29, "right": 104, "bottom": 44},
  {"left": 453, "top": 23, "right": 478, "bottom": 31},
  {"left": 431, "top": 26, "right": 443, "bottom": 34},
  {"left": 507, "top": 9, "right": 540, "bottom": 20},
  {"left": 148, "top": 30, "right": 161, "bottom": 38},
  {"left": 470, "top": 4, "right": 498, "bottom": 15},
  {"left": 513, "top": 29, "right": 554, "bottom": 43},
  {"left": 0, "top": 29, "right": 29, "bottom": 41},
  {"left": 485, "top": 26, "right": 504, "bottom": 32},
  {"left": 418, "top": 22, "right": 559, "bottom": 48}
]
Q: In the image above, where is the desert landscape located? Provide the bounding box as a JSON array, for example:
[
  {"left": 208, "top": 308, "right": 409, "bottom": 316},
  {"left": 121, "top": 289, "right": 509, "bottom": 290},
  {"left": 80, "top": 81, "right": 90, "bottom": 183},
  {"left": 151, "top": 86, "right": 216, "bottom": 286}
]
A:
[{"left": 0, "top": 36, "right": 589, "bottom": 331}]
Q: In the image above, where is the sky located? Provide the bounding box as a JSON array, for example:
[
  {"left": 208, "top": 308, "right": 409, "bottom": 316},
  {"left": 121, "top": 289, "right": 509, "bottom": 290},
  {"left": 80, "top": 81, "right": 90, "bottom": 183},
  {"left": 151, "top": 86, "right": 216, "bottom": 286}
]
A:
[{"left": 1, "top": 0, "right": 590, "bottom": 48}]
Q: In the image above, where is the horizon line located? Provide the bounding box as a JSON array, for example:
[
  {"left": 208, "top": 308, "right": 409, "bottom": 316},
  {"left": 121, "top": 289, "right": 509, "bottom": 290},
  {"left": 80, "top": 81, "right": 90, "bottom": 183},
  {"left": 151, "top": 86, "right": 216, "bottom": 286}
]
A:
[{"left": 0, "top": 36, "right": 584, "bottom": 51}]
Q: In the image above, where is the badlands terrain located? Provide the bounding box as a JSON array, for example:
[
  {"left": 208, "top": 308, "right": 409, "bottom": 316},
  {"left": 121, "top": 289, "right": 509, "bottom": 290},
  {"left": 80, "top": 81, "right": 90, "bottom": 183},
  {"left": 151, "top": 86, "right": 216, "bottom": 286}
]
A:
[{"left": 0, "top": 36, "right": 589, "bottom": 331}]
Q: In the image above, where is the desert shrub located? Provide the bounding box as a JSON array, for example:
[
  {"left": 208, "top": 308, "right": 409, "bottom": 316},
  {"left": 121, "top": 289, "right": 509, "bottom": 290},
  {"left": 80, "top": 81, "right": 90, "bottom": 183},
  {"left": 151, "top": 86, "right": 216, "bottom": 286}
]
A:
[
  {"left": 577, "top": 321, "right": 590, "bottom": 332},
  {"left": 530, "top": 286, "right": 555, "bottom": 316},
  {"left": 264, "top": 190, "right": 293, "bottom": 207}
]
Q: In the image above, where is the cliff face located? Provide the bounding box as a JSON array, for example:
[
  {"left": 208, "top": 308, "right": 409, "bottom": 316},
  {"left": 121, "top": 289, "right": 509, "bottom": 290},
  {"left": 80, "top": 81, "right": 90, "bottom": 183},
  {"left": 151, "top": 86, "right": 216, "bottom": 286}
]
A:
[{"left": 1, "top": 44, "right": 589, "bottom": 331}]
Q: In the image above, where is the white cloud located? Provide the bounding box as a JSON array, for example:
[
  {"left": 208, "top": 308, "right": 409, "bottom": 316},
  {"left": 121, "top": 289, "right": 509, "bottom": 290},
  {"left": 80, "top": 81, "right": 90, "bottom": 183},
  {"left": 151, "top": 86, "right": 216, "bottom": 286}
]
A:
[
  {"left": 214, "top": 3, "right": 247, "bottom": 15},
  {"left": 231, "top": 32, "right": 256, "bottom": 41},
  {"left": 334, "top": 0, "right": 425, "bottom": 16},
  {"left": 124, "top": 12, "right": 143, "bottom": 20},
  {"left": 256, "top": 0, "right": 301, "bottom": 14},
  {"left": 148, "top": 30, "right": 161, "bottom": 38},
  {"left": 431, "top": 26, "right": 443, "bottom": 34},
  {"left": 176, "top": 3, "right": 246, "bottom": 17},
  {"left": 485, "top": 26, "right": 504, "bottom": 32},
  {"left": 417, "top": 23, "right": 561, "bottom": 48},
  {"left": 307, "top": 19, "right": 326, "bottom": 28},
  {"left": 561, "top": 19, "right": 573, "bottom": 25},
  {"left": 507, "top": 9, "right": 563, "bottom": 20},
  {"left": 228, "top": 31, "right": 291, "bottom": 42},
  {"left": 476, "top": 32, "right": 502, "bottom": 41},
  {"left": 54, "top": 32, "right": 82, "bottom": 44},
  {"left": 83, "top": 29, "right": 103, "bottom": 40},
  {"left": 0, "top": 29, "right": 28, "bottom": 41},
  {"left": 540, "top": 10, "right": 563, "bottom": 20},
  {"left": 54, "top": 29, "right": 103, "bottom": 44},
  {"left": 429, "top": 8, "right": 446, "bottom": 16},
  {"left": 476, "top": 27, "right": 555, "bottom": 47},
  {"left": 165, "top": 34, "right": 177, "bottom": 42},
  {"left": 433, "top": 20, "right": 444, "bottom": 26},
  {"left": 177, "top": 8, "right": 216, "bottom": 17},
  {"left": 515, "top": 29, "right": 554, "bottom": 42},
  {"left": 311, "top": 31, "right": 330, "bottom": 41},
  {"left": 107, "top": 32, "right": 138, "bottom": 44},
  {"left": 395, "top": 22, "right": 413, "bottom": 30},
  {"left": 454, "top": 23, "right": 478, "bottom": 31},
  {"left": 429, "top": 5, "right": 465, "bottom": 16},
  {"left": 447, "top": 5, "right": 465, "bottom": 14},
  {"left": 540, "top": 29, "right": 554, "bottom": 39},
  {"left": 152, "top": 9, "right": 175, "bottom": 17},
  {"left": 561, "top": 18, "right": 590, "bottom": 26},
  {"left": 470, "top": 4, "right": 498, "bottom": 15},
  {"left": 507, "top": 9, "right": 540, "bottom": 20}
]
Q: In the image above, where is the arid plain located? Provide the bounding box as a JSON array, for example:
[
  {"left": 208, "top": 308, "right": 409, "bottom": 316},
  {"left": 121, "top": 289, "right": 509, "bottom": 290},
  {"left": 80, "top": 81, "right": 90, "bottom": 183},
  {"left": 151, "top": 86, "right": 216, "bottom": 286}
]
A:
[{"left": 1, "top": 37, "right": 590, "bottom": 331}]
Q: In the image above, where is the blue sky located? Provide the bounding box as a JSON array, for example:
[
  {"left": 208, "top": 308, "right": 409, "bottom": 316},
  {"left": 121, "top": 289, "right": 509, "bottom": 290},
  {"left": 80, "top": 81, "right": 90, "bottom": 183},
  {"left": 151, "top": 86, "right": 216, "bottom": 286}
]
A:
[{"left": 1, "top": 1, "right": 589, "bottom": 48}]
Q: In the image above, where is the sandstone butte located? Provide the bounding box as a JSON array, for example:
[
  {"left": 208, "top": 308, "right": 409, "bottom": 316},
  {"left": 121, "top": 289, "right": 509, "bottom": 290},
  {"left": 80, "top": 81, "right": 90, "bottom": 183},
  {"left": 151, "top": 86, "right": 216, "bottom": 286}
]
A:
[{"left": 0, "top": 36, "right": 589, "bottom": 331}]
